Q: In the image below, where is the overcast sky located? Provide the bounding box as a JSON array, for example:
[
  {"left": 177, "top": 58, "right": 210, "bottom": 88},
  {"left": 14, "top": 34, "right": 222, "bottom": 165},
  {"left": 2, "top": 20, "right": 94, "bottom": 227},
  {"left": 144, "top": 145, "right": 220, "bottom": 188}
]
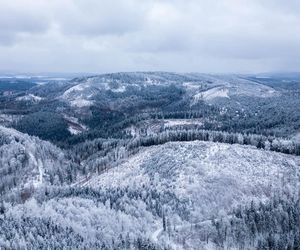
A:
[{"left": 0, "top": 0, "right": 299, "bottom": 74}]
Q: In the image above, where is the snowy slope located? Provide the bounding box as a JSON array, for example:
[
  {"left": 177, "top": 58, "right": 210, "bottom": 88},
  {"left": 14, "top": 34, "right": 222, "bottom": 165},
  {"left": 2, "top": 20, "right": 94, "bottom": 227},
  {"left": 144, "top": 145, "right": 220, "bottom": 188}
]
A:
[
  {"left": 63, "top": 115, "right": 88, "bottom": 135},
  {"left": 6, "top": 196, "right": 157, "bottom": 248},
  {"left": 190, "top": 75, "right": 279, "bottom": 104},
  {"left": 2, "top": 139, "right": 299, "bottom": 249},
  {"left": 80, "top": 141, "right": 299, "bottom": 248},
  {"left": 88, "top": 142, "right": 299, "bottom": 206},
  {"left": 59, "top": 72, "right": 169, "bottom": 107},
  {"left": 86, "top": 141, "right": 299, "bottom": 224},
  {"left": 59, "top": 72, "right": 279, "bottom": 108},
  {"left": 60, "top": 75, "right": 132, "bottom": 107},
  {"left": 0, "top": 126, "right": 70, "bottom": 194},
  {"left": 16, "top": 94, "right": 43, "bottom": 103},
  {"left": 192, "top": 86, "right": 229, "bottom": 103}
]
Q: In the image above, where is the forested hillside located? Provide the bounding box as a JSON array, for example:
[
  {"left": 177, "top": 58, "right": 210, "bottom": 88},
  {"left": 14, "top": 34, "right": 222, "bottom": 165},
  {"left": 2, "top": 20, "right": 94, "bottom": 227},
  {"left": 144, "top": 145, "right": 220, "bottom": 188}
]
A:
[
  {"left": 0, "top": 72, "right": 299, "bottom": 249},
  {"left": 0, "top": 72, "right": 298, "bottom": 146}
]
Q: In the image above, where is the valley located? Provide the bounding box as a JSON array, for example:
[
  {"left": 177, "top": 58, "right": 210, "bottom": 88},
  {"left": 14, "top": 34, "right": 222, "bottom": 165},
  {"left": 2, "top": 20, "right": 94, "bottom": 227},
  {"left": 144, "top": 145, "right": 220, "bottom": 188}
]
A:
[{"left": 0, "top": 72, "right": 299, "bottom": 249}]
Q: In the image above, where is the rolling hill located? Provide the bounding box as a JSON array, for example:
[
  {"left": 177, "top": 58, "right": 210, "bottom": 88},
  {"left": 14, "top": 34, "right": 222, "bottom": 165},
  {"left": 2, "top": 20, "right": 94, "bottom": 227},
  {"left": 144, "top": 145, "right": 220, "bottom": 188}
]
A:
[{"left": 2, "top": 140, "right": 298, "bottom": 249}]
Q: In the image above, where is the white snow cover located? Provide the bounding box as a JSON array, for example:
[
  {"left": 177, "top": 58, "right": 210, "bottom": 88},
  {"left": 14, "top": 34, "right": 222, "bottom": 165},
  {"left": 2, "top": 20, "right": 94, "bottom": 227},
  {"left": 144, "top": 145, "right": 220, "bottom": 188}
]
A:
[
  {"left": 61, "top": 77, "right": 128, "bottom": 108},
  {"left": 0, "top": 126, "right": 68, "bottom": 190},
  {"left": 61, "top": 82, "right": 94, "bottom": 107},
  {"left": 0, "top": 113, "right": 20, "bottom": 125},
  {"left": 189, "top": 75, "right": 279, "bottom": 105},
  {"left": 78, "top": 140, "right": 299, "bottom": 248},
  {"left": 64, "top": 115, "right": 88, "bottom": 135},
  {"left": 27, "top": 152, "right": 44, "bottom": 187},
  {"left": 69, "top": 99, "right": 94, "bottom": 108},
  {"left": 163, "top": 119, "right": 203, "bottom": 127},
  {"left": 293, "top": 132, "right": 300, "bottom": 143},
  {"left": 86, "top": 141, "right": 300, "bottom": 219},
  {"left": 7, "top": 196, "right": 157, "bottom": 247},
  {"left": 16, "top": 94, "right": 43, "bottom": 102},
  {"left": 59, "top": 73, "right": 279, "bottom": 109},
  {"left": 193, "top": 87, "right": 229, "bottom": 102},
  {"left": 62, "top": 83, "right": 88, "bottom": 98},
  {"left": 68, "top": 127, "right": 80, "bottom": 135},
  {"left": 3, "top": 138, "right": 299, "bottom": 250}
]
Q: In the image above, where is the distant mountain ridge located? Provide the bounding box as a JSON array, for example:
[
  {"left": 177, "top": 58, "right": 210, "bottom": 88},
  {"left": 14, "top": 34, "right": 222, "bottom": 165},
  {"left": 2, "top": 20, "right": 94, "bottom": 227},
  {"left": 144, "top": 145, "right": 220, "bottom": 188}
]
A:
[{"left": 59, "top": 72, "right": 279, "bottom": 108}]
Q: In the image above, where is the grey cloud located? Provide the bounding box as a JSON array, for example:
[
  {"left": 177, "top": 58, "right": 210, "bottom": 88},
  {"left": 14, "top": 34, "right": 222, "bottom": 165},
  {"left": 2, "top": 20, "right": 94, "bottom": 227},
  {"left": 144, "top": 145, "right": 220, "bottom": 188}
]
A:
[
  {"left": 0, "top": 12, "right": 48, "bottom": 33},
  {"left": 0, "top": 1, "right": 50, "bottom": 45},
  {"left": 55, "top": 0, "right": 149, "bottom": 37},
  {"left": 0, "top": 0, "right": 300, "bottom": 73},
  {"left": 260, "top": 0, "right": 300, "bottom": 14}
]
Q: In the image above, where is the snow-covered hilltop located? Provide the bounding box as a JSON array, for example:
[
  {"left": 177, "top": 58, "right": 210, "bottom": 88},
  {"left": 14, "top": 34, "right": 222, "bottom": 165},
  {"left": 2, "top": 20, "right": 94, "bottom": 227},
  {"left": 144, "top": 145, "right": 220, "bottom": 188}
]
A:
[
  {"left": 87, "top": 140, "right": 299, "bottom": 198},
  {"left": 59, "top": 72, "right": 278, "bottom": 108},
  {"left": 86, "top": 140, "right": 299, "bottom": 220},
  {"left": 2, "top": 140, "right": 299, "bottom": 249}
]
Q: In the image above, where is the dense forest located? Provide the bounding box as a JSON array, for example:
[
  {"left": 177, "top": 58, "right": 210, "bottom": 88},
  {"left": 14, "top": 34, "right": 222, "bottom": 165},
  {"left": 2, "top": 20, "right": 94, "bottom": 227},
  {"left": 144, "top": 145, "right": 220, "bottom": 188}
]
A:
[{"left": 0, "top": 72, "right": 299, "bottom": 249}]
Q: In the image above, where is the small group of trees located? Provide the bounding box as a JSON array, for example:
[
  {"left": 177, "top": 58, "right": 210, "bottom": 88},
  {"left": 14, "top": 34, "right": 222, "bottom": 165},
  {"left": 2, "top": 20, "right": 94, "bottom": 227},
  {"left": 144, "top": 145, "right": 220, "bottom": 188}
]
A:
[
  {"left": 127, "top": 129, "right": 300, "bottom": 156},
  {"left": 209, "top": 193, "right": 300, "bottom": 249}
]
